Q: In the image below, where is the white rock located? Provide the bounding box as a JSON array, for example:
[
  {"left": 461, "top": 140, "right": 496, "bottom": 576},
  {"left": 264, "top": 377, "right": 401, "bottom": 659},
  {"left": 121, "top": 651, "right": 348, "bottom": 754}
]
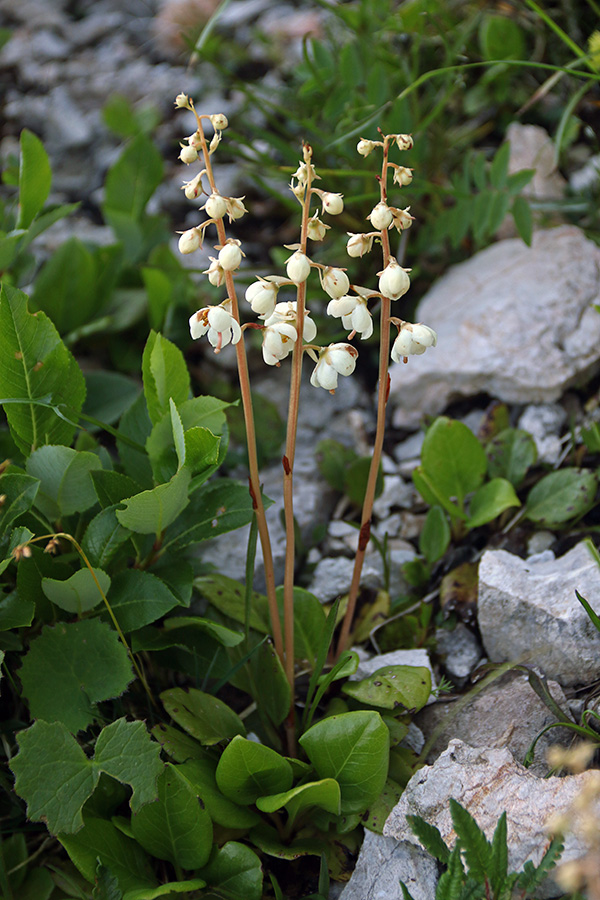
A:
[
  {"left": 390, "top": 227, "right": 600, "bottom": 427},
  {"left": 505, "top": 123, "right": 566, "bottom": 202},
  {"left": 478, "top": 541, "right": 600, "bottom": 686},
  {"left": 385, "top": 740, "right": 599, "bottom": 898},
  {"left": 518, "top": 403, "right": 566, "bottom": 465},
  {"left": 339, "top": 832, "right": 437, "bottom": 900}
]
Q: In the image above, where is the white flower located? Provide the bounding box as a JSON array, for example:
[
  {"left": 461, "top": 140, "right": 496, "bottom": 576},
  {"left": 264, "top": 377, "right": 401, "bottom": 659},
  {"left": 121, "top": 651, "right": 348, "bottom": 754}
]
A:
[
  {"left": 204, "top": 257, "right": 225, "bottom": 287},
  {"left": 321, "top": 192, "right": 344, "bottom": 215},
  {"left": 286, "top": 250, "right": 311, "bottom": 284},
  {"left": 393, "top": 166, "right": 413, "bottom": 187},
  {"left": 205, "top": 193, "right": 228, "bottom": 219},
  {"left": 179, "top": 144, "right": 198, "bottom": 165},
  {"left": 346, "top": 232, "right": 374, "bottom": 258},
  {"left": 320, "top": 266, "right": 350, "bottom": 299},
  {"left": 189, "top": 303, "right": 242, "bottom": 351},
  {"left": 262, "top": 322, "right": 298, "bottom": 365},
  {"left": 218, "top": 240, "right": 244, "bottom": 271},
  {"left": 391, "top": 207, "right": 414, "bottom": 232},
  {"left": 394, "top": 134, "right": 414, "bottom": 151},
  {"left": 368, "top": 201, "right": 393, "bottom": 231},
  {"left": 178, "top": 227, "right": 202, "bottom": 255},
  {"left": 291, "top": 161, "right": 316, "bottom": 185},
  {"left": 265, "top": 301, "right": 317, "bottom": 343},
  {"left": 310, "top": 343, "right": 358, "bottom": 392},
  {"left": 307, "top": 214, "right": 329, "bottom": 242},
  {"left": 327, "top": 295, "right": 373, "bottom": 340},
  {"left": 182, "top": 171, "right": 204, "bottom": 200},
  {"left": 245, "top": 280, "right": 278, "bottom": 318},
  {"left": 174, "top": 93, "right": 191, "bottom": 109},
  {"left": 210, "top": 113, "right": 228, "bottom": 131},
  {"left": 391, "top": 323, "right": 437, "bottom": 362},
  {"left": 378, "top": 259, "right": 410, "bottom": 299},
  {"left": 357, "top": 139, "right": 377, "bottom": 157},
  {"left": 226, "top": 197, "right": 247, "bottom": 221}
]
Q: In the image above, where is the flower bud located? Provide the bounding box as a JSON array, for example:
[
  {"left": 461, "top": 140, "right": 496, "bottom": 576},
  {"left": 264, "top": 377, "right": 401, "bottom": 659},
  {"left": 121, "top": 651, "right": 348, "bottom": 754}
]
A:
[
  {"left": 209, "top": 132, "right": 221, "bottom": 154},
  {"left": 286, "top": 250, "right": 311, "bottom": 284},
  {"left": 178, "top": 227, "right": 201, "bottom": 255},
  {"left": 226, "top": 197, "right": 248, "bottom": 221},
  {"left": 395, "top": 134, "right": 414, "bottom": 151},
  {"left": 205, "top": 193, "right": 228, "bottom": 219},
  {"left": 218, "top": 240, "right": 243, "bottom": 271},
  {"left": 210, "top": 113, "right": 228, "bottom": 131},
  {"left": 246, "top": 280, "right": 278, "bottom": 318},
  {"left": 393, "top": 166, "right": 413, "bottom": 186},
  {"left": 179, "top": 144, "right": 198, "bottom": 165},
  {"left": 204, "top": 257, "right": 225, "bottom": 286},
  {"left": 378, "top": 259, "right": 410, "bottom": 299},
  {"left": 307, "top": 214, "right": 329, "bottom": 242},
  {"left": 391, "top": 207, "right": 414, "bottom": 232},
  {"left": 182, "top": 172, "right": 203, "bottom": 200},
  {"left": 187, "top": 131, "right": 203, "bottom": 150},
  {"left": 368, "top": 201, "right": 393, "bottom": 231},
  {"left": 174, "top": 93, "right": 191, "bottom": 109},
  {"left": 357, "top": 139, "right": 377, "bottom": 156},
  {"left": 321, "top": 192, "right": 344, "bottom": 215},
  {"left": 320, "top": 266, "right": 350, "bottom": 300},
  {"left": 346, "top": 232, "right": 374, "bottom": 258}
]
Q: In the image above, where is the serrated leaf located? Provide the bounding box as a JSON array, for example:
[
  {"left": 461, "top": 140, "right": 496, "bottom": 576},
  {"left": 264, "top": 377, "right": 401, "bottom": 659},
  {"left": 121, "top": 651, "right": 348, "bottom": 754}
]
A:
[
  {"left": 82, "top": 506, "right": 131, "bottom": 568},
  {"left": 488, "top": 811, "right": 508, "bottom": 895},
  {"left": 0, "top": 472, "right": 39, "bottom": 532},
  {"left": 17, "top": 129, "right": 52, "bottom": 229},
  {"left": 299, "top": 711, "right": 389, "bottom": 815},
  {"left": 42, "top": 567, "right": 111, "bottom": 614},
  {"left": 0, "top": 285, "right": 86, "bottom": 455},
  {"left": 163, "top": 480, "right": 255, "bottom": 550},
  {"left": 141, "top": 332, "right": 190, "bottom": 426},
  {"left": 93, "top": 718, "right": 163, "bottom": 813},
  {"left": 93, "top": 861, "right": 123, "bottom": 900},
  {"left": 450, "top": 799, "right": 490, "bottom": 881},
  {"left": 91, "top": 470, "right": 141, "bottom": 508},
  {"left": 216, "top": 735, "right": 293, "bottom": 805},
  {"left": 104, "top": 569, "right": 179, "bottom": 632},
  {"left": 198, "top": 841, "right": 263, "bottom": 900},
  {"left": 342, "top": 665, "right": 431, "bottom": 713},
  {"left": 524, "top": 468, "right": 597, "bottom": 526},
  {"left": 116, "top": 467, "right": 190, "bottom": 536},
  {"left": 26, "top": 445, "right": 102, "bottom": 518},
  {"left": 466, "top": 478, "right": 520, "bottom": 528},
  {"left": 19, "top": 618, "right": 134, "bottom": 732},
  {"left": 59, "top": 817, "right": 156, "bottom": 892},
  {"left": 131, "top": 764, "right": 213, "bottom": 869},
  {"left": 161, "top": 687, "right": 246, "bottom": 746},
  {"left": 406, "top": 814, "right": 450, "bottom": 864}
]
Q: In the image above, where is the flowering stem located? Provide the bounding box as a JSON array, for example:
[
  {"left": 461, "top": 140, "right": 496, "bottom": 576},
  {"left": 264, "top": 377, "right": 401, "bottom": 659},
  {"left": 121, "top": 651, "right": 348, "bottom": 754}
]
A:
[
  {"left": 337, "top": 137, "right": 393, "bottom": 657},
  {"left": 192, "top": 107, "right": 284, "bottom": 664}
]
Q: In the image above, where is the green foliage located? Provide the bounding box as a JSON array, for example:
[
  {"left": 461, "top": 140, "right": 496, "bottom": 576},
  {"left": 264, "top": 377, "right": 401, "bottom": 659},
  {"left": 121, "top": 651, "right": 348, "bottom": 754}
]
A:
[{"left": 316, "top": 438, "right": 384, "bottom": 506}]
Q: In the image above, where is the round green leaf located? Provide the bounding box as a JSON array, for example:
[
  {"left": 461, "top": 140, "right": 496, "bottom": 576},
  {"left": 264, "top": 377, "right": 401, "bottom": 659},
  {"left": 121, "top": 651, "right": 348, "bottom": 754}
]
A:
[
  {"left": 179, "top": 759, "right": 260, "bottom": 829},
  {"left": 106, "top": 569, "right": 179, "bottom": 633},
  {"left": 299, "top": 711, "right": 389, "bottom": 815},
  {"left": 342, "top": 666, "right": 431, "bottom": 714},
  {"left": 199, "top": 842, "right": 263, "bottom": 900},
  {"left": 419, "top": 505, "right": 451, "bottom": 564},
  {"left": 420, "top": 417, "right": 487, "bottom": 506},
  {"left": 525, "top": 469, "right": 598, "bottom": 526},
  {"left": 160, "top": 687, "right": 245, "bottom": 746},
  {"left": 256, "top": 778, "right": 341, "bottom": 826},
  {"left": 486, "top": 428, "right": 537, "bottom": 488},
  {"left": 42, "top": 567, "right": 111, "bottom": 614},
  {"left": 215, "top": 736, "right": 293, "bottom": 805},
  {"left": 479, "top": 13, "right": 525, "bottom": 60},
  {"left": 466, "top": 478, "right": 520, "bottom": 529}
]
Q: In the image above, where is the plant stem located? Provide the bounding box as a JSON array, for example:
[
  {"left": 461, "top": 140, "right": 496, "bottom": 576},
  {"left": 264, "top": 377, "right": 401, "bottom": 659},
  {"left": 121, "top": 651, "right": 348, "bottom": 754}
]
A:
[
  {"left": 337, "top": 137, "right": 394, "bottom": 657},
  {"left": 192, "top": 107, "right": 284, "bottom": 663}
]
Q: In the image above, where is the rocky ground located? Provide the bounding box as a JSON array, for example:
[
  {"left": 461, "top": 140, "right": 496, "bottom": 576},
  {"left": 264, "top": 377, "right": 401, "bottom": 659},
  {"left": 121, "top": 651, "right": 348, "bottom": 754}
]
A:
[{"left": 2, "top": 1, "right": 600, "bottom": 898}]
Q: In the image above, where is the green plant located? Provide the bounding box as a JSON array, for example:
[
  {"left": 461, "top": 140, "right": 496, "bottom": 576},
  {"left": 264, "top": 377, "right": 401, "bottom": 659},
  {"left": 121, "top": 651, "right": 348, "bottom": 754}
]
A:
[{"left": 402, "top": 799, "right": 564, "bottom": 900}]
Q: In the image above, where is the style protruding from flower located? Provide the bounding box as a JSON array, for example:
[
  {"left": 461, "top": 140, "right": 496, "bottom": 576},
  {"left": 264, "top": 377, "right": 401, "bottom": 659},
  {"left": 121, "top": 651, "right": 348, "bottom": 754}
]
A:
[
  {"left": 189, "top": 302, "right": 242, "bottom": 352},
  {"left": 391, "top": 322, "right": 437, "bottom": 362},
  {"left": 327, "top": 295, "right": 373, "bottom": 340},
  {"left": 310, "top": 343, "right": 358, "bottom": 392}
]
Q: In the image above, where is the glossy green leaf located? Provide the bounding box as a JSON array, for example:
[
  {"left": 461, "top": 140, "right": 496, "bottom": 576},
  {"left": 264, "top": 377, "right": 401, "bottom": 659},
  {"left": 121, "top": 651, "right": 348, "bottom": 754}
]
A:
[
  {"left": 142, "top": 332, "right": 190, "bottom": 426},
  {"left": 230, "top": 636, "right": 290, "bottom": 728},
  {"left": 11, "top": 718, "right": 162, "bottom": 834},
  {"left": 216, "top": 735, "right": 293, "bottom": 805},
  {"left": 343, "top": 665, "right": 431, "bottom": 713},
  {"left": 91, "top": 470, "right": 142, "bottom": 508},
  {"left": 199, "top": 842, "right": 263, "bottom": 900},
  {"left": 178, "top": 759, "right": 261, "bottom": 829},
  {"left": 466, "top": 477, "right": 520, "bottom": 528},
  {"left": 17, "top": 129, "right": 52, "bottom": 229},
  {"left": 19, "top": 619, "right": 134, "bottom": 732},
  {"left": 420, "top": 417, "right": 487, "bottom": 507},
  {"left": 82, "top": 506, "right": 131, "bottom": 568},
  {"left": 524, "top": 469, "right": 597, "bottom": 526},
  {"left": 486, "top": 428, "right": 537, "bottom": 487},
  {"left": 412, "top": 466, "right": 464, "bottom": 521},
  {"left": 26, "top": 445, "right": 102, "bottom": 519},
  {"left": 116, "top": 467, "right": 190, "bottom": 536},
  {"left": 31, "top": 238, "right": 97, "bottom": 333},
  {"left": 42, "top": 567, "right": 111, "bottom": 614},
  {"left": 275, "top": 586, "right": 326, "bottom": 665},
  {"left": 116, "top": 392, "right": 154, "bottom": 489},
  {"left": 105, "top": 570, "right": 179, "bottom": 632},
  {"left": 361, "top": 778, "right": 403, "bottom": 834},
  {"left": 93, "top": 862, "right": 123, "bottom": 900},
  {"left": 256, "top": 778, "right": 341, "bottom": 826},
  {"left": 59, "top": 817, "right": 156, "bottom": 892},
  {"left": 84, "top": 371, "right": 140, "bottom": 428},
  {"left": 195, "top": 574, "right": 271, "bottom": 633},
  {"left": 0, "top": 285, "right": 86, "bottom": 455},
  {"left": 161, "top": 687, "right": 246, "bottom": 746},
  {"left": 163, "top": 480, "right": 255, "bottom": 550},
  {"left": 123, "top": 880, "right": 207, "bottom": 900},
  {"left": 249, "top": 823, "right": 323, "bottom": 860},
  {"left": 299, "top": 711, "right": 389, "bottom": 815},
  {"left": 151, "top": 723, "right": 206, "bottom": 763},
  {"left": 0, "top": 472, "right": 39, "bottom": 532},
  {"left": 131, "top": 764, "right": 213, "bottom": 870},
  {"left": 419, "top": 505, "right": 451, "bottom": 564},
  {"left": 0, "top": 587, "right": 35, "bottom": 630},
  {"left": 103, "top": 134, "right": 163, "bottom": 223}
]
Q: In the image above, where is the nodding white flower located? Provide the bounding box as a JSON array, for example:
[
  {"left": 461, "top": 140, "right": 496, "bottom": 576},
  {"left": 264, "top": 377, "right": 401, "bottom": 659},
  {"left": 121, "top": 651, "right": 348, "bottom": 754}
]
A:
[
  {"left": 310, "top": 343, "right": 358, "bottom": 392},
  {"left": 179, "top": 144, "right": 198, "bottom": 165},
  {"left": 209, "top": 132, "right": 221, "bottom": 154},
  {"left": 378, "top": 258, "right": 411, "bottom": 300},
  {"left": 391, "top": 323, "right": 437, "bottom": 362},
  {"left": 391, "top": 207, "right": 414, "bottom": 232},
  {"left": 218, "top": 239, "right": 244, "bottom": 271},
  {"left": 262, "top": 321, "right": 298, "bottom": 366},
  {"left": 210, "top": 113, "right": 228, "bottom": 131},
  {"left": 286, "top": 250, "right": 311, "bottom": 284},
  {"left": 320, "top": 266, "right": 350, "bottom": 300},
  {"left": 204, "top": 193, "right": 228, "bottom": 219},
  {"left": 245, "top": 280, "right": 278, "bottom": 318},
  {"left": 357, "top": 139, "right": 377, "bottom": 157},
  {"left": 321, "top": 192, "right": 344, "bottom": 216},
  {"left": 265, "top": 301, "right": 317, "bottom": 343},
  {"left": 327, "top": 295, "right": 373, "bottom": 340},
  {"left": 189, "top": 302, "right": 242, "bottom": 351},
  {"left": 307, "top": 213, "right": 330, "bottom": 242},
  {"left": 174, "top": 93, "right": 191, "bottom": 109},
  {"left": 368, "top": 201, "right": 393, "bottom": 231},
  {"left": 178, "top": 227, "right": 202, "bottom": 255},
  {"left": 346, "top": 232, "right": 374, "bottom": 258},
  {"left": 226, "top": 197, "right": 247, "bottom": 221},
  {"left": 393, "top": 166, "right": 413, "bottom": 187},
  {"left": 182, "top": 171, "right": 204, "bottom": 200},
  {"left": 204, "top": 257, "right": 226, "bottom": 287},
  {"left": 291, "top": 161, "right": 317, "bottom": 186},
  {"left": 394, "top": 134, "right": 414, "bottom": 151}
]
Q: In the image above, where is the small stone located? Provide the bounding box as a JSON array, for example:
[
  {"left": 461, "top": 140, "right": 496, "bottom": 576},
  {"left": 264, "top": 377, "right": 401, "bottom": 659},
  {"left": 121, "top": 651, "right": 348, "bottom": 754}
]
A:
[
  {"left": 518, "top": 403, "right": 566, "bottom": 465},
  {"left": 434, "top": 623, "right": 483, "bottom": 683}
]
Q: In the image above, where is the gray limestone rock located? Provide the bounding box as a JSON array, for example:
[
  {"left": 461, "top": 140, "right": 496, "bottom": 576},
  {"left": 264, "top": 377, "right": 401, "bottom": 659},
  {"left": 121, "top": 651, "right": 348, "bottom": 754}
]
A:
[
  {"left": 478, "top": 541, "right": 600, "bottom": 686},
  {"left": 389, "top": 227, "right": 600, "bottom": 427},
  {"left": 517, "top": 403, "right": 567, "bottom": 465},
  {"left": 434, "top": 623, "right": 483, "bottom": 683},
  {"left": 338, "top": 832, "right": 437, "bottom": 900},
  {"left": 385, "top": 740, "right": 599, "bottom": 898}
]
